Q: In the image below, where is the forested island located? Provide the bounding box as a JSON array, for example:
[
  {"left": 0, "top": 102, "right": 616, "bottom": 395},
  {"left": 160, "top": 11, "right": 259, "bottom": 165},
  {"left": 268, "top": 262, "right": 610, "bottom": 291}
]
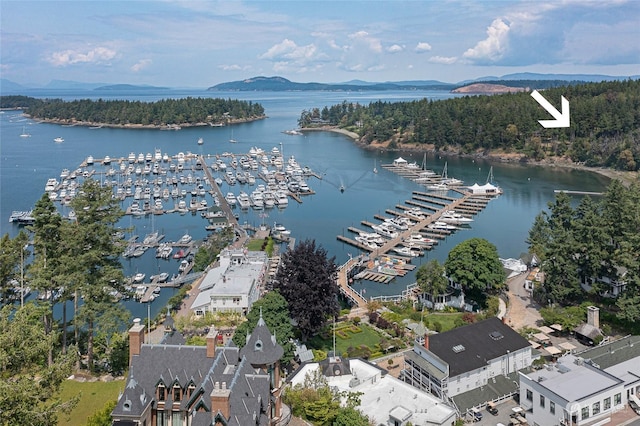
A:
[
  {"left": 298, "top": 79, "right": 640, "bottom": 171},
  {"left": 0, "top": 96, "right": 265, "bottom": 128}
]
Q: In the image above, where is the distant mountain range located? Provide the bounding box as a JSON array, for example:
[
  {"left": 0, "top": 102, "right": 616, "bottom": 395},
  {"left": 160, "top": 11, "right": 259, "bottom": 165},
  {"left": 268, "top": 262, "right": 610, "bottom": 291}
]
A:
[{"left": 2, "top": 73, "right": 638, "bottom": 94}]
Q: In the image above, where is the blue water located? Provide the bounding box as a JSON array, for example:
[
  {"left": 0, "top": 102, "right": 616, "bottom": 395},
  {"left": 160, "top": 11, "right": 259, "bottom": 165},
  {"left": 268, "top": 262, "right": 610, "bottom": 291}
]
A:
[{"left": 0, "top": 89, "right": 611, "bottom": 318}]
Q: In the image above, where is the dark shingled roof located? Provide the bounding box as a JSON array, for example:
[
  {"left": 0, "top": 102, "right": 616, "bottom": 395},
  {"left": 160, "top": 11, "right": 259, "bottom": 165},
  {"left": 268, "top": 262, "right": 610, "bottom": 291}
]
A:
[
  {"left": 428, "top": 317, "right": 530, "bottom": 377},
  {"left": 240, "top": 314, "right": 284, "bottom": 365}
]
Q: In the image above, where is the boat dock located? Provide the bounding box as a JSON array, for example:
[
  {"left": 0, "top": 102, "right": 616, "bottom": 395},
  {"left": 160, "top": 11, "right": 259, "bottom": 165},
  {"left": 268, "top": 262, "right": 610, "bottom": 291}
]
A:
[{"left": 336, "top": 161, "right": 501, "bottom": 291}]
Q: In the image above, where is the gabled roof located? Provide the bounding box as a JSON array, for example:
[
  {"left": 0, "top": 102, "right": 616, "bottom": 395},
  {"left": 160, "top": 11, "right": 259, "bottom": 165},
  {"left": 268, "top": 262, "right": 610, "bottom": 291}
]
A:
[
  {"left": 239, "top": 312, "right": 284, "bottom": 366},
  {"left": 428, "top": 317, "right": 530, "bottom": 377},
  {"left": 112, "top": 377, "right": 152, "bottom": 417}
]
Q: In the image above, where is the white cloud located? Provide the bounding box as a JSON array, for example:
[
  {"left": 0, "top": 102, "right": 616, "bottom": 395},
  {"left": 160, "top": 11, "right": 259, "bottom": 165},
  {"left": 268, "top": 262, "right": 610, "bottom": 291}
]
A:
[
  {"left": 429, "top": 56, "right": 458, "bottom": 65},
  {"left": 47, "top": 47, "right": 117, "bottom": 66},
  {"left": 387, "top": 44, "right": 403, "bottom": 53},
  {"left": 348, "top": 31, "right": 382, "bottom": 53},
  {"left": 463, "top": 18, "right": 510, "bottom": 63},
  {"left": 259, "top": 39, "right": 319, "bottom": 62},
  {"left": 219, "top": 64, "right": 252, "bottom": 71},
  {"left": 131, "top": 59, "right": 151, "bottom": 72},
  {"left": 415, "top": 42, "right": 432, "bottom": 53}
]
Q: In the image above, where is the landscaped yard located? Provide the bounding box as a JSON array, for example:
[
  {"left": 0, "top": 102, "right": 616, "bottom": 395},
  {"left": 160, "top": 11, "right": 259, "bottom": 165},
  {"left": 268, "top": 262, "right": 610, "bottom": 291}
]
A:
[
  {"left": 57, "top": 378, "right": 125, "bottom": 426},
  {"left": 308, "top": 323, "right": 387, "bottom": 358}
]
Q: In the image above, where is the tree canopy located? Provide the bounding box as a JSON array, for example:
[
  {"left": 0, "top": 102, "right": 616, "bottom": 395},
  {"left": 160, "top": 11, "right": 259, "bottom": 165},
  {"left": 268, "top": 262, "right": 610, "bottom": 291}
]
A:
[
  {"left": 0, "top": 95, "right": 265, "bottom": 127},
  {"left": 272, "top": 239, "right": 340, "bottom": 341},
  {"left": 528, "top": 181, "right": 640, "bottom": 322},
  {"left": 299, "top": 79, "right": 640, "bottom": 171},
  {"left": 444, "top": 238, "right": 506, "bottom": 306},
  {"left": 415, "top": 259, "right": 448, "bottom": 296}
]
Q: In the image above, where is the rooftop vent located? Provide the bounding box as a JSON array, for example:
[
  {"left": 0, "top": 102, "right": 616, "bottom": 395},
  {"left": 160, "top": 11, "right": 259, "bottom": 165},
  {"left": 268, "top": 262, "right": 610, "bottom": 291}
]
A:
[
  {"left": 489, "top": 331, "right": 504, "bottom": 340},
  {"left": 452, "top": 344, "right": 466, "bottom": 353}
]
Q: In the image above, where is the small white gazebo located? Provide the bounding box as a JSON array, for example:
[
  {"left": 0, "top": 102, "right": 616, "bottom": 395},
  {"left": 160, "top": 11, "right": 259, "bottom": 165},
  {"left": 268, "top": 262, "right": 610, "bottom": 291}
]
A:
[{"left": 393, "top": 157, "right": 407, "bottom": 165}]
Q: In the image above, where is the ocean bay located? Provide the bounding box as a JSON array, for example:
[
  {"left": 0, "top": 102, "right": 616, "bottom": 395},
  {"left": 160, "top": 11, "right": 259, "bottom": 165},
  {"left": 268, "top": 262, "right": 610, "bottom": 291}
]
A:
[{"left": 0, "top": 89, "right": 611, "bottom": 318}]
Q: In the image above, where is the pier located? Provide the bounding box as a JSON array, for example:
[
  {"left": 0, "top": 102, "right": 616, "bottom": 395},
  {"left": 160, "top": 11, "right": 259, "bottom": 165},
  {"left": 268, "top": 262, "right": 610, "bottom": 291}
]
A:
[{"left": 335, "top": 160, "right": 501, "bottom": 296}]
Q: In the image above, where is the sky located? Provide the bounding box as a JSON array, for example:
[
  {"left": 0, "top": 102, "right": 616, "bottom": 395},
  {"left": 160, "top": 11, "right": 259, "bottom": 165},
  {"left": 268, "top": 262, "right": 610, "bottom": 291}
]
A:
[{"left": 1, "top": 0, "right": 639, "bottom": 88}]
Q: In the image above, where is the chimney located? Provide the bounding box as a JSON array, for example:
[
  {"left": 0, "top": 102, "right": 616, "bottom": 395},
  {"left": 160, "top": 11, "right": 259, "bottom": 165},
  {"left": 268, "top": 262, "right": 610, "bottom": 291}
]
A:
[
  {"left": 211, "top": 381, "right": 231, "bottom": 420},
  {"left": 587, "top": 306, "right": 600, "bottom": 329},
  {"left": 129, "top": 318, "right": 146, "bottom": 365},
  {"left": 206, "top": 327, "right": 218, "bottom": 358},
  {"left": 423, "top": 334, "right": 430, "bottom": 351}
]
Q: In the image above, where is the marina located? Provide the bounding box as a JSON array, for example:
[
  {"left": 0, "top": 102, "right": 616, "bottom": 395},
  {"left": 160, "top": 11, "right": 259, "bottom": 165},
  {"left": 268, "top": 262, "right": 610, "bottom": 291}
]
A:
[
  {"left": 336, "top": 159, "right": 500, "bottom": 287},
  {"left": 1, "top": 89, "right": 613, "bottom": 316}
]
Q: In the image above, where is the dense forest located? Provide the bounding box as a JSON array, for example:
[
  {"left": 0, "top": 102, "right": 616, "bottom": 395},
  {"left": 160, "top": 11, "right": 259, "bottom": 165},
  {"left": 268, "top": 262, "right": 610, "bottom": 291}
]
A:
[
  {"left": 527, "top": 181, "right": 640, "bottom": 326},
  {"left": 299, "top": 79, "right": 640, "bottom": 171},
  {"left": 0, "top": 95, "right": 265, "bottom": 127}
]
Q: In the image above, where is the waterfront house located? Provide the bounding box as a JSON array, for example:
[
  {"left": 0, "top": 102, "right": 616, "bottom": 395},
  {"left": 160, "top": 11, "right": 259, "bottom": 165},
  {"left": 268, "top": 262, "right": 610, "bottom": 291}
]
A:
[
  {"left": 112, "top": 313, "right": 285, "bottom": 426},
  {"left": 191, "top": 248, "right": 267, "bottom": 316}
]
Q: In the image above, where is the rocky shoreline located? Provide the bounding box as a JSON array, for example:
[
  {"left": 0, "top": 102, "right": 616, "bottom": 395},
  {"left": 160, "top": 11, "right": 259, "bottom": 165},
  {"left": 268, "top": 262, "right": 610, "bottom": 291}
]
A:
[{"left": 303, "top": 126, "right": 638, "bottom": 186}]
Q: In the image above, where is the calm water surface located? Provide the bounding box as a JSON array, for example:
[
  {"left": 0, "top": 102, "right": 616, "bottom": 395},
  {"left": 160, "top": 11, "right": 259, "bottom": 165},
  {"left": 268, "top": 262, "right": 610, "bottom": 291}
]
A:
[{"left": 0, "top": 90, "right": 611, "bottom": 317}]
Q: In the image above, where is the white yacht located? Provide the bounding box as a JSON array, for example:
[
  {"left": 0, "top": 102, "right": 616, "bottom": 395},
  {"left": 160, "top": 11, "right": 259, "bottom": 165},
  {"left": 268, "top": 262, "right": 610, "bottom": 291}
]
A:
[
  {"left": 177, "top": 233, "right": 192, "bottom": 244},
  {"left": 371, "top": 223, "right": 398, "bottom": 239},
  {"left": 225, "top": 192, "right": 237, "bottom": 206},
  {"left": 439, "top": 210, "right": 474, "bottom": 224},
  {"left": 429, "top": 221, "right": 458, "bottom": 231},
  {"left": 237, "top": 192, "right": 251, "bottom": 209}
]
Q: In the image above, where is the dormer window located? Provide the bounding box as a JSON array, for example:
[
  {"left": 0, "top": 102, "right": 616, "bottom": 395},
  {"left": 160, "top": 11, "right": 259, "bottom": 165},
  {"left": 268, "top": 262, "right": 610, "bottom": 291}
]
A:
[
  {"left": 173, "top": 384, "right": 182, "bottom": 402},
  {"left": 157, "top": 384, "right": 166, "bottom": 401},
  {"left": 187, "top": 384, "right": 196, "bottom": 398},
  {"left": 255, "top": 339, "right": 263, "bottom": 351},
  {"left": 123, "top": 398, "right": 132, "bottom": 412}
]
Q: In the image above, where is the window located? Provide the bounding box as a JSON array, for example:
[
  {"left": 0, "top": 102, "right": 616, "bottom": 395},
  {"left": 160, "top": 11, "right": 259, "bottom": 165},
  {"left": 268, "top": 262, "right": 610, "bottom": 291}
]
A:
[
  {"left": 604, "top": 397, "right": 611, "bottom": 410},
  {"left": 550, "top": 401, "right": 555, "bottom": 415},
  {"left": 157, "top": 384, "right": 166, "bottom": 401},
  {"left": 540, "top": 395, "right": 545, "bottom": 408},
  {"left": 173, "top": 384, "right": 181, "bottom": 402},
  {"left": 526, "top": 389, "right": 533, "bottom": 401},
  {"left": 581, "top": 406, "right": 589, "bottom": 419},
  {"left": 615, "top": 393, "right": 622, "bottom": 405},
  {"left": 593, "top": 401, "right": 600, "bottom": 415}
]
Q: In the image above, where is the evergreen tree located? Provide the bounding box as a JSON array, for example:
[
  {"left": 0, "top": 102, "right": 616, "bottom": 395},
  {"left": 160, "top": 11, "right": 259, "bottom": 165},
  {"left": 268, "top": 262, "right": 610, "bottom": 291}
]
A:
[
  {"left": 273, "top": 239, "right": 340, "bottom": 341},
  {"left": 68, "top": 179, "right": 129, "bottom": 371}
]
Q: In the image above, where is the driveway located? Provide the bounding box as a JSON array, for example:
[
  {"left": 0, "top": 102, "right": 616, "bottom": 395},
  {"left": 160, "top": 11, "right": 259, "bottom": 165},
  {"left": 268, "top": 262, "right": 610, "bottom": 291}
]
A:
[{"left": 504, "top": 272, "right": 543, "bottom": 331}]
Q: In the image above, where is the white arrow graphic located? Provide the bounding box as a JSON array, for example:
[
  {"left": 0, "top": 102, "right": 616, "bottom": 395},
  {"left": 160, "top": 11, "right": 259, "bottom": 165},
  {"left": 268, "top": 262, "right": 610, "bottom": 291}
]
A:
[{"left": 531, "top": 90, "right": 570, "bottom": 128}]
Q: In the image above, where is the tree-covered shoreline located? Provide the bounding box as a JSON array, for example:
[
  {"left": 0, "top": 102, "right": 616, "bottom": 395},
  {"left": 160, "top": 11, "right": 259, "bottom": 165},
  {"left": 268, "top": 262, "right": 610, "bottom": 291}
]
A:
[
  {"left": 0, "top": 95, "right": 266, "bottom": 128},
  {"left": 298, "top": 79, "right": 640, "bottom": 171}
]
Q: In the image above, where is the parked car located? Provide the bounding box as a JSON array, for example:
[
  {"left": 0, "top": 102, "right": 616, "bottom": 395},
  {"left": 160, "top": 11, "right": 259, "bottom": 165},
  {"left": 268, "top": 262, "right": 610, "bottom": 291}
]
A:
[
  {"left": 472, "top": 408, "right": 483, "bottom": 422},
  {"left": 630, "top": 399, "right": 640, "bottom": 415},
  {"left": 487, "top": 402, "right": 499, "bottom": 416}
]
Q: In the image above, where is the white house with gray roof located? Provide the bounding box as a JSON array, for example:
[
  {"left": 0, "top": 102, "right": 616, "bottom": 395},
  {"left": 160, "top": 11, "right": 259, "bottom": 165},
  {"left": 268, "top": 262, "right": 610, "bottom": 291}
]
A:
[
  {"left": 289, "top": 356, "right": 457, "bottom": 426},
  {"left": 191, "top": 248, "right": 267, "bottom": 316}
]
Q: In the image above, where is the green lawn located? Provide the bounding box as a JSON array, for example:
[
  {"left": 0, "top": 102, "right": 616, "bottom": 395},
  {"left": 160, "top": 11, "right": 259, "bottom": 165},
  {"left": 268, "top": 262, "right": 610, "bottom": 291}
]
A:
[
  {"left": 308, "top": 323, "right": 384, "bottom": 355},
  {"left": 424, "top": 312, "right": 464, "bottom": 332},
  {"left": 57, "top": 378, "right": 125, "bottom": 426}
]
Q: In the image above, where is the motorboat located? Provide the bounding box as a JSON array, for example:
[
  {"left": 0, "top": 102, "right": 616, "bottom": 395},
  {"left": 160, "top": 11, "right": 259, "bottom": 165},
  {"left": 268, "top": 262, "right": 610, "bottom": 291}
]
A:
[
  {"left": 371, "top": 223, "right": 398, "bottom": 239},
  {"left": 128, "top": 152, "right": 136, "bottom": 163},
  {"left": 439, "top": 210, "right": 474, "bottom": 224},
  {"left": 133, "top": 273, "right": 146, "bottom": 283},
  {"left": 197, "top": 137, "right": 204, "bottom": 145},
  {"left": 178, "top": 259, "right": 189, "bottom": 272},
  {"left": 429, "top": 221, "right": 458, "bottom": 231},
  {"left": 237, "top": 192, "right": 251, "bottom": 209},
  {"left": 102, "top": 155, "right": 111, "bottom": 165},
  {"left": 405, "top": 207, "right": 426, "bottom": 221},
  {"left": 273, "top": 223, "right": 291, "bottom": 235},
  {"left": 177, "top": 233, "right": 192, "bottom": 244},
  {"left": 225, "top": 192, "right": 237, "bottom": 206},
  {"left": 393, "top": 246, "right": 420, "bottom": 257},
  {"left": 173, "top": 249, "right": 186, "bottom": 259},
  {"left": 54, "top": 137, "right": 65, "bottom": 143},
  {"left": 425, "top": 182, "right": 449, "bottom": 191}
]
